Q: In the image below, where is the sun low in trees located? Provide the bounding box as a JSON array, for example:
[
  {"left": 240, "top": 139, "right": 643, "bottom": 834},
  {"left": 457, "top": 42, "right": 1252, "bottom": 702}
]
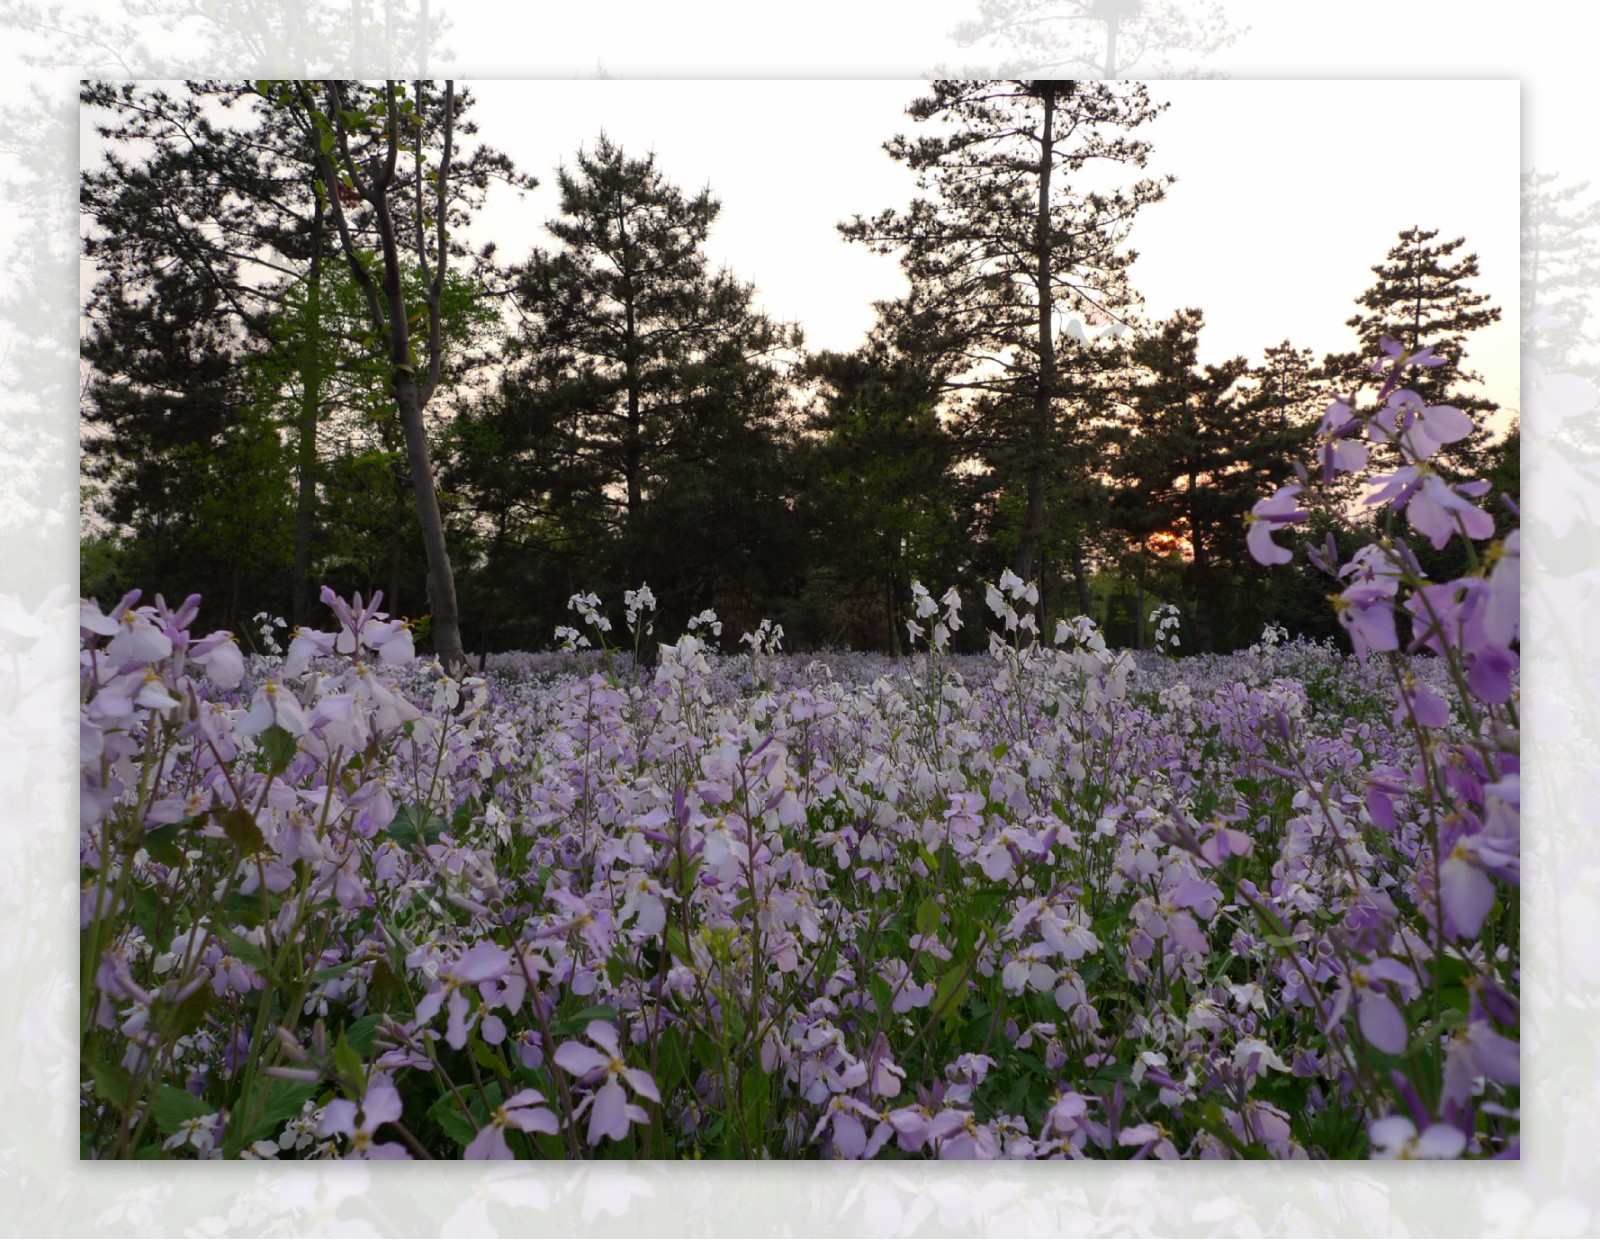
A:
[
  {"left": 1105, "top": 310, "right": 1317, "bottom": 652},
  {"left": 842, "top": 79, "right": 1169, "bottom": 600}
]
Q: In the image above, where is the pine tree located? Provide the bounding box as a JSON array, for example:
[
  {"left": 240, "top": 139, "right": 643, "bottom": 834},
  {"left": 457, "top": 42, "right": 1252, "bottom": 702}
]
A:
[
  {"left": 505, "top": 136, "right": 801, "bottom": 617},
  {"left": 1334, "top": 227, "right": 1502, "bottom": 479},
  {"left": 1343, "top": 228, "right": 1500, "bottom": 404},
  {"left": 81, "top": 263, "right": 295, "bottom": 628},
  {"left": 799, "top": 345, "right": 958, "bottom": 651},
  {"left": 842, "top": 80, "right": 1168, "bottom": 592},
  {"left": 83, "top": 81, "right": 332, "bottom": 622},
  {"left": 1106, "top": 310, "right": 1311, "bottom": 651}
]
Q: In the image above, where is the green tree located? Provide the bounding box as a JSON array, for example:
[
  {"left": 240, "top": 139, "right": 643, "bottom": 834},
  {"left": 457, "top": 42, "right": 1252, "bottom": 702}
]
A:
[
  {"left": 1333, "top": 226, "right": 1503, "bottom": 478},
  {"left": 503, "top": 135, "right": 801, "bottom": 621},
  {"left": 81, "top": 80, "right": 357, "bottom": 623},
  {"left": 286, "top": 78, "right": 527, "bottom": 671},
  {"left": 1106, "top": 310, "right": 1311, "bottom": 651},
  {"left": 842, "top": 80, "right": 1168, "bottom": 590},
  {"left": 799, "top": 346, "right": 960, "bottom": 651},
  {"left": 81, "top": 264, "right": 295, "bottom": 628}
]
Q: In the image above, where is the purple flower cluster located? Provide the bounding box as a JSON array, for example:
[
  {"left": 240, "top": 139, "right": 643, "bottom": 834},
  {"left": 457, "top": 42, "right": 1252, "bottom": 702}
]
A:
[{"left": 79, "top": 343, "right": 1515, "bottom": 1162}]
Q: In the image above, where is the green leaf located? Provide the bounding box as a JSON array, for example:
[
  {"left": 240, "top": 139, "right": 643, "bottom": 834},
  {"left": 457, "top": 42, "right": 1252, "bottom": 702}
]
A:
[
  {"left": 427, "top": 1095, "right": 479, "bottom": 1150},
  {"left": 932, "top": 965, "right": 970, "bottom": 1021},
  {"left": 345, "top": 1013, "right": 385, "bottom": 1056},
  {"left": 259, "top": 725, "right": 299, "bottom": 776},
  {"left": 369, "top": 957, "right": 399, "bottom": 1006},
  {"left": 161, "top": 986, "right": 211, "bottom": 1038},
  {"left": 141, "top": 821, "right": 188, "bottom": 866},
  {"left": 318, "top": 130, "right": 334, "bottom": 154},
  {"left": 389, "top": 803, "right": 447, "bottom": 853},
  {"left": 129, "top": 885, "right": 161, "bottom": 941},
  {"left": 310, "top": 958, "right": 363, "bottom": 984},
  {"left": 915, "top": 896, "right": 943, "bottom": 938},
  {"left": 655, "top": 1029, "right": 691, "bottom": 1095},
  {"left": 740, "top": 1064, "right": 769, "bottom": 1136},
  {"left": 472, "top": 1035, "right": 503, "bottom": 1075},
  {"left": 87, "top": 1059, "right": 133, "bottom": 1112},
  {"left": 211, "top": 924, "right": 269, "bottom": 971},
  {"left": 152, "top": 1085, "right": 214, "bottom": 1135},
  {"left": 219, "top": 807, "right": 265, "bottom": 856},
  {"left": 333, "top": 1032, "right": 366, "bottom": 1094},
  {"left": 244, "top": 1077, "right": 319, "bottom": 1146},
  {"left": 554, "top": 1004, "right": 619, "bottom": 1038}
]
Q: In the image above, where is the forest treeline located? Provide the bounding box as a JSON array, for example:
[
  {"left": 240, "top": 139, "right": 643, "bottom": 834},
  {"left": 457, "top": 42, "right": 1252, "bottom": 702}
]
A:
[{"left": 79, "top": 80, "right": 1521, "bottom": 660}]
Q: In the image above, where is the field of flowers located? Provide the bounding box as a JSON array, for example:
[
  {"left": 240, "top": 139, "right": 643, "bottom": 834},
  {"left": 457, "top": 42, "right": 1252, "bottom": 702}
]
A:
[{"left": 79, "top": 342, "right": 1519, "bottom": 1160}]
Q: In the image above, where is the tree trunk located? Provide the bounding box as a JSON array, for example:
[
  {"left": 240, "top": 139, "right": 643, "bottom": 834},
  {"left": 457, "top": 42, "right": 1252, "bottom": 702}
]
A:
[
  {"left": 291, "top": 187, "right": 324, "bottom": 628},
  {"left": 1017, "top": 82, "right": 1063, "bottom": 588},
  {"left": 372, "top": 157, "right": 466, "bottom": 673},
  {"left": 1015, "top": 90, "right": 1054, "bottom": 586},
  {"left": 622, "top": 269, "right": 644, "bottom": 590},
  {"left": 394, "top": 370, "right": 466, "bottom": 670}
]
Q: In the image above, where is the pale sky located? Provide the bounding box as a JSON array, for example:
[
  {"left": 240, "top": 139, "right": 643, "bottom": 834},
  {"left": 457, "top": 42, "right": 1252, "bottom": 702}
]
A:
[{"left": 462, "top": 78, "right": 1519, "bottom": 413}]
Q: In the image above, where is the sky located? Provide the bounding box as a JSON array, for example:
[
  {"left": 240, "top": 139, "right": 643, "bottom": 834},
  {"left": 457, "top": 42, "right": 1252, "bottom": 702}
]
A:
[
  {"left": 76, "top": 78, "right": 1520, "bottom": 413},
  {"left": 459, "top": 78, "right": 1520, "bottom": 414}
]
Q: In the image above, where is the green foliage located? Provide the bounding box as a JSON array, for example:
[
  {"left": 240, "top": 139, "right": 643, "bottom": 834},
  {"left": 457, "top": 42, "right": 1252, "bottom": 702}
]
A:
[
  {"left": 449, "top": 135, "right": 806, "bottom": 648},
  {"left": 1103, "top": 311, "right": 1318, "bottom": 651},
  {"left": 842, "top": 79, "right": 1169, "bottom": 585},
  {"left": 1334, "top": 225, "right": 1503, "bottom": 479}
]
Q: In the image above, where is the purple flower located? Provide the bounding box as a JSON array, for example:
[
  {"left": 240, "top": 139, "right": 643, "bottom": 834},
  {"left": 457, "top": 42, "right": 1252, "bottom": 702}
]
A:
[
  {"left": 1371, "top": 337, "right": 1445, "bottom": 401},
  {"left": 464, "top": 1088, "right": 560, "bottom": 1159},
  {"left": 1370, "top": 389, "right": 1473, "bottom": 462},
  {"left": 1334, "top": 580, "right": 1399, "bottom": 659},
  {"left": 1440, "top": 839, "right": 1498, "bottom": 940},
  {"left": 1317, "top": 399, "right": 1368, "bottom": 482},
  {"left": 1392, "top": 678, "right": 1450, "bottom": 730},
  {"left": 1246, "top": 484, "right": 1308, "bottom": 566},
  {"left": 320, "top": 1073, "right": 411, "bottom": 1159},
  {"left": 553, "top": 1021, "right": 659, "bottom": 1146},
  {"left": 283, "top": 626, "right": 337, "bottom": 677},
  {"left": 189, "top": 631, "right": 245, "bottom": 689},
  {"left": 1482, "top": 531, "right": 1519, "bottom": 647},
  {"left": 811, "top": 1094, "right": 891, "bottom": 1159},
  {"left": 1348, "top": 958, "right": 1417, "bottom": 1055},
  {"left": 413, "top": 942, "right": 513, "bottom": 1050},
  {"left": 238, "top": 679, "right": 308, "bottom": 737},
  {"left": 1405, "top": 473, "right": 1495, "bottom": 550}
]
